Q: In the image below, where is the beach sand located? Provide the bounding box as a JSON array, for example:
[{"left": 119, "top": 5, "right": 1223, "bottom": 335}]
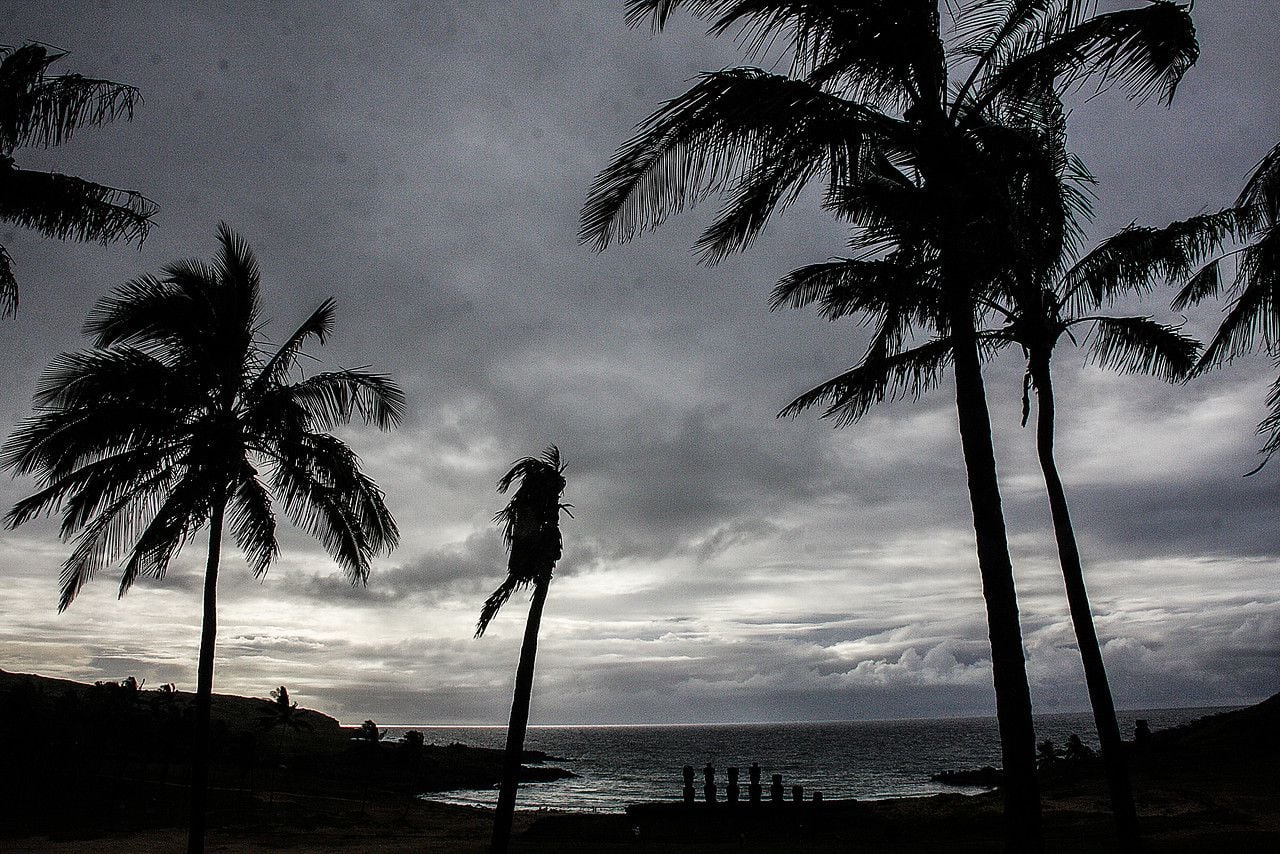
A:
[{"left": 7, "top": 772, "right": 1276, "bottom": 853}]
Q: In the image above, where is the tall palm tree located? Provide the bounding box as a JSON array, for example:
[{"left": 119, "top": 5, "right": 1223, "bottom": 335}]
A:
[
  {"left": 0, "top": 43, "right": 156, "bottom": 314},
  {"left": 779, "top": 223, "right": 1209, "bottom": 849},
  {"left": 582, "top": 2, "right": 1198, "bottom": 848},
  {"left": 0, "top": 224, "right": 403, "bottom": 854},
  {"left": 777, "top": 84, "right": 1230, "bottom": 845},
  {"left": 475, "top": 446, "right": 570, "bottom": 854},
  {"left": 1172, "top": 141, "right": 1280, "bottom": 471}
]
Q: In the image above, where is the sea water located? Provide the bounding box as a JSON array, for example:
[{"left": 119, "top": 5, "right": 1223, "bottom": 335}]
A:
[{"left": 387, "top": 706, "right": 1226, "bottom": 812}]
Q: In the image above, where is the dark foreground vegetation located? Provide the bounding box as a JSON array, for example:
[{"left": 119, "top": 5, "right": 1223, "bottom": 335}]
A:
[
  {"left": 2, "top": 666, "right": 1275, "bottom": 852},
  {"left": 0, "top": 669, "right": 570, "bottom": 842}
]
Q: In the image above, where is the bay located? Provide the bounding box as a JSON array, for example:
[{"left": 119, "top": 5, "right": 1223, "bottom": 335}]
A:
[{"left": 385, "top": 706, "right": 1226, "bottom": 812}]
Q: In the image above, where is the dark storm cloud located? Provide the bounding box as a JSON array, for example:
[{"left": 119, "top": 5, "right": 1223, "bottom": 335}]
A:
[{"left": 0, "top": 1, "right": 1276, "bottom": 724}]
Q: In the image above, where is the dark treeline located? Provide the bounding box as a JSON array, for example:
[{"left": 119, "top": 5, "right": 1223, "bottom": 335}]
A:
[{"left": 0, "top": 669, "right": 568, "bottom": 838}]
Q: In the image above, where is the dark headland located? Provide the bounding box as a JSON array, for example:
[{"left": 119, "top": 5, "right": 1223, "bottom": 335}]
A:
[{"left": 1, "top": 668, "right": 1275, "bottom": 852}]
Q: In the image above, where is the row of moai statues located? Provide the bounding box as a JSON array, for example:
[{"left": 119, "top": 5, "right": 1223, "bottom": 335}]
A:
[{"left": 682, "top": 763, "right": 823, "bottom": 805}]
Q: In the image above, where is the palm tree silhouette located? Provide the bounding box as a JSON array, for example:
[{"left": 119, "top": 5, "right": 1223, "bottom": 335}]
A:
[
  {"left": 475, "top": 446, "right": 570, "bottom": 854},
  {"left": 776, "top": 82, "right": 1224, "bottom": 845},
  {"left": 1172, "top": 141, "right": 1280, "bottom": 471},
  {"left": 582, "top": 3, "right": 1198, "bottom": 848},
  {"left": 779, "top": 221, "right": 1205, "bottom": 848},
  {"left": 260, "top": 686, "right": 311, "bottom": 810},
  {"left": 261, "top": 686, "right": 310, "bottom": 736},
  {"left": 1, "top": 224, "right": 403, "bottom": 853},
  {"left": 0, "top": 44, "right": 156, "bottom": 315}
]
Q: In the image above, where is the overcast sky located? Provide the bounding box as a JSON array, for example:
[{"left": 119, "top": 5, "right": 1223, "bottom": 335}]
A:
[{"left": 0, "top": 1, "right": 1276, "bottom": 726}]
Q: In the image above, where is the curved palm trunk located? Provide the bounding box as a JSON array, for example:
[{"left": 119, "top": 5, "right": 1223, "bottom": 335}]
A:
[
  {"left": 187, "top": 494, "right": 226, "bottom": 854},
  {"left": 949, "top": 302, "right": 1043, "bottom": 853},
  {"left": 1029, "top": 350, "right": 1139, "bottom": 849},
  {"left": 490, "top": 577, "right": 550, "bottom": 854}
]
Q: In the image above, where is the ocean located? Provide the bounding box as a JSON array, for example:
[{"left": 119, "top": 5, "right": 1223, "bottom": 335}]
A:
[{"left": 388, "top": 706, "right": 1226, "bottom": 812}]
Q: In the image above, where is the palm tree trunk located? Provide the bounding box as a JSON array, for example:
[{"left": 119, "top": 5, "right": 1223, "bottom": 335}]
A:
[
  {"left": 948, "top": 299, "right": 1043, "bottom": 853},
  {"left": 1029, "top": 350, "right": 1140, "bottom": 849},
  {"left": 187, "top": 493, "right": 226, "bottom": 854},
  {"left": 490, "top": 578, "right": 550, "bottom": 854}
]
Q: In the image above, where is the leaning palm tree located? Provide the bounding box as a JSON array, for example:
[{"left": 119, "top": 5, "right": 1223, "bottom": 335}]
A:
[
  {"left": 0, "top": 224, "right": 403, "bottom": 854},
  {"left": 475, "top": 446, "right": 570, "bottom": 854},
  {"left": 582, "top": 3, "right": 1198, "bottom": 848},
  {"left": 0, "top": 43, "right": 156, "bottom": 314},
  {"left": 777, "top": 86, "right": 1228, "bottom": 845},
  {"left": 779, "top": 224, "right": 1208, "bottom": 849}
]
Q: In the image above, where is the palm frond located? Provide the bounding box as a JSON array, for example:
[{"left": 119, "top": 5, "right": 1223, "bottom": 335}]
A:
[
  {"left": 0, "top": 166, "right": 154, "bottom": 244},
  {"left": 0, "top": 45, "right": 141, "bottom": 151},
  {"left": 1082, "top": 315, "right": 1201, "bottom": 380},
  {"left": 769, "top": 254, "right": 939, "bottom": 322},
  {"left": 1250, "top": 358, "right": 1280, "bottom": 474},
  {"left": 282, "top": 370, "right": 406, "bottom": 431},
  {"left": 474, "top": 574, "right": 523, "bottom": 638},
  {"left": 625, "top": 0, "right": 692, "bottom": 30},
  {"left": 214, "top": 223, "right": 263, "bottom": 338},
  {"left": 581, "top": 68, "right": 895, "bottom": 251},
  {"left": 252, "top": 298, "right": 336, "bottom": 392},
  {"left": 693, "top": 151, "right": 827, "bottom": 264},
  {"left": 83, "top": 272, "right": 207, "bottom": 348},
  {"left": 1170, "top": 259, "right": 1222, "bottom": 312},
  {"left": 268, "top": 433, "right": 398, "bottom": 585},
  {"left": 115, "top": 469, "right": 214, "bottom": 598},
  {"left": 976, "top": 0, "right": 1198, "bottom": 111},
  {"left": 29, "top": 347, "right": 186, "bottom": 410},
  {"left": 0, "top": 243, "right": 16, "bottom": 317},
  {"left": 55, "top": 467, "right": 174, "bottom": 611},
  {"left": 779, "top": 335, "right": 957, "bottom": 426},
  {"left": 1, "top": 403, "right": 186, "bottom": 484},
  {"left": 227, "top": 463, "right": 278, "bottom": 579},
  {"left": 1238, "top": 140, "right": 1280, "bottom": 226},
  {"left": 5, "top": 441, "right": 180, "bottom": 532},
  {"left": 492, "top": 446, "right": 567, "bottom": 576},
  {"left": 1061, "top": 209, "right": 1242, "bottom": 313},
  {"left": 1198, "top": 224, "right": 1280, "bottom": 368}
]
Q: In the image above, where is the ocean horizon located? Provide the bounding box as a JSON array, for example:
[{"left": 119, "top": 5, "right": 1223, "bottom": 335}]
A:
[{"left": 384, "top": 705, "right": 1231, "bottom": 812}]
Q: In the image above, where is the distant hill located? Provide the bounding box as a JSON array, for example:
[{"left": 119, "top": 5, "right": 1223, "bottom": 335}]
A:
[
  {"left": 0, "top": 667, "right": 570, "bottom": 837},
  {"left": 1148, "top": 693, "right": 1280, "bottom": 756}
]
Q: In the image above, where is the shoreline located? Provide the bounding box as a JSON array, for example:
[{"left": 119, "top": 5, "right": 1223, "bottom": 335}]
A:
[{"left": 3, "top": 669, "right": 1275, "bottom": 851}]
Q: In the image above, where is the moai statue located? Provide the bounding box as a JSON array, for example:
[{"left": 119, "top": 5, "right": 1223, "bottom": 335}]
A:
[
  {"left": 813, "top": 791, "right": 824, "bottom": 805},
  {"left": 682, "top": 765, "right": 695, "bottom": 804},
  {"left": 727, "top": 766, "right": 740, "bottom": 804},
  {"left": 703, "top": 763, "right": 718, "bottom": 804},
  {"left": 748, "top": 763, "right": 762, "bottom": 804},
  {"left": 770, "top": 773, "right": 784, "bottom": 803}
]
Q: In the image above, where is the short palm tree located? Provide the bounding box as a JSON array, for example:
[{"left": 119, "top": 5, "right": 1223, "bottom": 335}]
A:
[
  {"left": 0, "top": 224, "right": 403, "bottom": 854},
  {"left": 582, "top": 3, "right": 1198, "bottom": 848},
  {"left": 260, "top": 685, "right": 311, "bottom": 808},
  {"left": 261, "top": 684, "right": 313, "bottom": 742},
  {"left": 0, "top": 43, "right": 156, "bottom": 314},
  {"left": 475, "top": 446, "right": 570, "bottom": 854}
]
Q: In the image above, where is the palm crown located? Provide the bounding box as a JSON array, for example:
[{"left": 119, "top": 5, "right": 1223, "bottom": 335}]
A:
[
  {"left": 0, "top": 43, "right": 156, "bottom": 314},
  {"left": 1, "top": 223, "right": 403, "bottom": 611},
  {"left": 475, "top": 446, "right": 569, "bottom": 637}
]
